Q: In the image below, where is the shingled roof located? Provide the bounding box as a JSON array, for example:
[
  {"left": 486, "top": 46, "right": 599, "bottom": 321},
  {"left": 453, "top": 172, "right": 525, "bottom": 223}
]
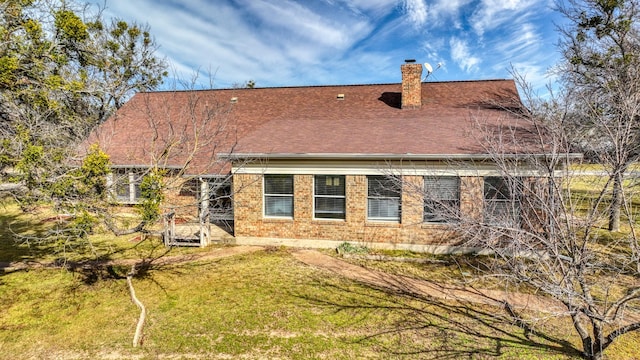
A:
[{"left": 86, "top": 72, "right": 532, "bottom": 175}]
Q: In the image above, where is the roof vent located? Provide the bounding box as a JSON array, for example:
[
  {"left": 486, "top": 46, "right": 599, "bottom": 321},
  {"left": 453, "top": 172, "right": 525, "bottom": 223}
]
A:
[
  {"left": 230, "top": 97, "right": 238, "bottom": 104},
  {"left": 336, "top": 93, "right": 345, "bottom": 100}
]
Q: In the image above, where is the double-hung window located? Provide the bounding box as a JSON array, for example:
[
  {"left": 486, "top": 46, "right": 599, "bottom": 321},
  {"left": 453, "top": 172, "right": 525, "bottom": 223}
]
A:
[
  {"left": 264, "top": 175, "right": 294, "bottom": 218},
  {"left": 112, "top": 169, "right": 142, "bottom": 203},
  {"left": 314, "top": 175, "right": 345, "bottom": 219},
  {"left": 424, "top": 176, "right": 460, "bottom": 222},
  {"left": 367, "top": 175, "right": 400, "bottom": 221},
  {"left": 484, "top": 177, "right": 520, "bottom": 226}
]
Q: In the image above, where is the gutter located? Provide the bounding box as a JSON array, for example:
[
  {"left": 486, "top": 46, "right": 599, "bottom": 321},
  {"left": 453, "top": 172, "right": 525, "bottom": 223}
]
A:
[
  {"left": 109, "top": 164, "right": 183, "bottom": 170},
  {"left": 218, "top": 152, "right": 583, "bottom": 161}
]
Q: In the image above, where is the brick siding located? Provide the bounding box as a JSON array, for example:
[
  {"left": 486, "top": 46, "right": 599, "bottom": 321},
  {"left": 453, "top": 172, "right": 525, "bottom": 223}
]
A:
[{"left": 233, "top": 174, "right": 486, "bottom": 246}]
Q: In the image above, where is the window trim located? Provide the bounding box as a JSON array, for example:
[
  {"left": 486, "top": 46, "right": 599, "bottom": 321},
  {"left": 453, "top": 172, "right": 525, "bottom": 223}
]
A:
[
  {"left": 423, "top": 176, "right": 460, "bottom": 223},
  {"left": 367, "top": 175, "right": 401, "bottom": 222},
  {"left": 263, "top": 174, "right": 294, "bottom": 218},
  {"left": 111, "top": 169, "right": 142, "bottom": 204},
  {"left": 313, "top": 175, "right": 346, "bottom": 220}
]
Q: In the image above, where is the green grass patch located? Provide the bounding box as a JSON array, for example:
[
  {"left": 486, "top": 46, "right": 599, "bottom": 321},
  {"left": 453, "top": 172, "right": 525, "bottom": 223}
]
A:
[
  {"left": 0, "top": 249, "right": 595, "bottom": 359},
  {"left": 0, "top": 201, "right": 212, "bottom": 265},
  {"left": 1, "top": 197, "right": 639, "bottom": 358}
]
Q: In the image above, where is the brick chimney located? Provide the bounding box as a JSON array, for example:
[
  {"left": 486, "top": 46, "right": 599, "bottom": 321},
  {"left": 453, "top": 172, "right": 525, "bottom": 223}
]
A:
[{"left": 401, "top": 59, "right": 423, "bottom": 109}]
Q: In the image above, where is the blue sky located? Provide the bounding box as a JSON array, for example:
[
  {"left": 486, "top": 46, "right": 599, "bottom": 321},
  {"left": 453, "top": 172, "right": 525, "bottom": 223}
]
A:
[{"left": 94, "top": 0, "right": 565, "bottom": 90}]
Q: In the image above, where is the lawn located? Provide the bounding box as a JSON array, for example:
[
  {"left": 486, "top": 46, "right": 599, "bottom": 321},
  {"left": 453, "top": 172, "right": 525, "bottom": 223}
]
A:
[
  {"left": 1, "top": 203, "right": 639, "bottom": 359},
  {"left": 1, "top": 247, "right": 590, "bottom": 360}
]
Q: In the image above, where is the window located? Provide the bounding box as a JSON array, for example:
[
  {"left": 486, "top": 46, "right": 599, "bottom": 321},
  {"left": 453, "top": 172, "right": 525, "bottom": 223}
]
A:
[
  {"left": 264, "top": 175, "right": 293, "bottom": 217},
  {"left": 367, "top": 175, "right": 400, "bottom": 221},
  {"left": 314, "top": 175, "right": 345, "bottom": 219},
  {"left": 112, "top": 169, "right": 142, "bottom": 203},
  {"left": 484, "top": 177, "right": 520, "bottom": 225},
  {"left": 424, "top": 176, "right": 460, "bottom": 223}
]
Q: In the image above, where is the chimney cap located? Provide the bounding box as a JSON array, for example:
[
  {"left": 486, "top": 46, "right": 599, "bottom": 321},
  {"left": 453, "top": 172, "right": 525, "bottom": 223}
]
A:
[{"left": 404, "top": 59, "right": 416, "bottom": 63}]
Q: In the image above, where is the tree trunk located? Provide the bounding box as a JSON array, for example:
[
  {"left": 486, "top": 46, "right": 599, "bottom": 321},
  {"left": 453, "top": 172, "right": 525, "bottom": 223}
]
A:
[
  {"left": 590, "top": 352, "right": 604, "bottom": 360},
  {"left": 608, "top": 170, "right": 624, "bottom": 232},
  {"left": 580, "top": 336, "right": 605, "bottom": 360}
]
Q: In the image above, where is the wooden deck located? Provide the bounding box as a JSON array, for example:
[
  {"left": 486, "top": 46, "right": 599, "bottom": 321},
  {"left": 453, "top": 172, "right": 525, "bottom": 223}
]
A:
[{"left": 165, "top": 222, "right": 234, "bottom": 247}]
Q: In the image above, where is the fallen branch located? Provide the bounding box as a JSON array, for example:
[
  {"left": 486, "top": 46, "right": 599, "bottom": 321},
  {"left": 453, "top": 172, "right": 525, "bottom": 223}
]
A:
[{"left": 127, "top": 264, "right": 146, "bottom": 347}]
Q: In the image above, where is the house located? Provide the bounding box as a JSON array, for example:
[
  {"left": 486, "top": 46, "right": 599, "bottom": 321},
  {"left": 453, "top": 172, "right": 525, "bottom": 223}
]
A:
[{"left": 86, "top": 60, "right": 545, "bottom": 252}]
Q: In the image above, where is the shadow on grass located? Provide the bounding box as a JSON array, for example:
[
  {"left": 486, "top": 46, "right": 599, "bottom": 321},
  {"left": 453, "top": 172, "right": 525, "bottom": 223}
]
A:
[
  {"left": 0, "top": 205, "right": 175, "bottom": 284},
  {"left": 293, "top": 267, "right": 582, "bottom": 359},
  {"left": 0, "top": 209, "right": 60, "bottom": 266},
  {"left": 67, "top": 237, "right": 215, "bottom": 286}
]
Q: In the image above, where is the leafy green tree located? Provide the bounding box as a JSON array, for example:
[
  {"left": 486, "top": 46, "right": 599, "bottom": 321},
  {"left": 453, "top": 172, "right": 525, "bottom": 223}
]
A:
[
  {"left": 136, "top": 168, "right": 165, "bottom": 224},
  {"left": 557, "top": 0, "right": 640, "bottom": 231},
  {"left": 0, "top": 0, "right": 167, "bottom": 209},
  {"left": 85, "top": 18, "right": 168, "bottom": 118}
]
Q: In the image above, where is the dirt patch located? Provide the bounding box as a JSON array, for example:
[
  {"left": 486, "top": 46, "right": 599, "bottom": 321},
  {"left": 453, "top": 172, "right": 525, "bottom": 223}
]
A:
[{"left": 291, "top": 249, "right": 577, "bottom": 316}]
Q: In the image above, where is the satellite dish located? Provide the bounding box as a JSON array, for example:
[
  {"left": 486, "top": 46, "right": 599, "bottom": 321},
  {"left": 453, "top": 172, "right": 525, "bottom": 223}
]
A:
[{"left": 424, "top": 62, "right": 433, "bottom": 74}]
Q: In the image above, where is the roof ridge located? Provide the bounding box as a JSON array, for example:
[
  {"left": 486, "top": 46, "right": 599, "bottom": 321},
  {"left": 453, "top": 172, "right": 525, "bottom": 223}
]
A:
[{"left": 142, "top": 78, "right": 514, "bottom": 94}]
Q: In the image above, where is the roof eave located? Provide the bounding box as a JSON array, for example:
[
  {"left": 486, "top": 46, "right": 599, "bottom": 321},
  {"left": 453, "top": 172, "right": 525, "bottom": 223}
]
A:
[
  {"left": 218, "top": 153, "right": 583, "bottom": 161},
  {"left": 109, "top": 164, "right": 184, "bottom": 170}
]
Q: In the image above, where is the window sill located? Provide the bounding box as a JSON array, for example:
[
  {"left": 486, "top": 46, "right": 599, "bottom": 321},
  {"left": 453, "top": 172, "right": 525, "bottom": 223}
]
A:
[
  {"left": 367, "top": 218, "right": 400, "bottom": 222},
  {"left": 312, "top": 219, "right": 346, "bottom": 225},
  {"left": 263, "top": 217, "right": 294, "bottom": 223},
  {"left": 365, "top": 221, "right": 401, "bottom": 228}
]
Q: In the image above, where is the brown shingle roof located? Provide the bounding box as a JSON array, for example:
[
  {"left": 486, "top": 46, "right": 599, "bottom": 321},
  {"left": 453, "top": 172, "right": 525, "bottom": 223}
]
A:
[{"left": 85, "top": 79, "right": 532, "bottom": 175}]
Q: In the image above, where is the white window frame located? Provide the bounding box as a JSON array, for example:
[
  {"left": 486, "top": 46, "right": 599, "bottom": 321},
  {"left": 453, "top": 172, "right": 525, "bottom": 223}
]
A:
[
  {"left": 367, "top": 175, "right": 401, "bottom": 222},
  {"left": 263, "top": 175, "right": 294, "bottom": 218},
  {"left": 423, "top": 176, "right": 460, "bottom": 223},
  {"left": 110, "top": 169, "right": 142, "bottom": 204},
  {"left": 313, "top": 175, "right": 346, "bottom": 220}
]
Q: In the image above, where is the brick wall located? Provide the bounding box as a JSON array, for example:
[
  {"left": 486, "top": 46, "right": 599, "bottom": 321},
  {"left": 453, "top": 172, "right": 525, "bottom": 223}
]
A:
[
  {"left": 233, "top": 173, "right": 486, "bottom": 246},
  {"left": 163, "top": 177, "right": 199, "bottom": 220}
]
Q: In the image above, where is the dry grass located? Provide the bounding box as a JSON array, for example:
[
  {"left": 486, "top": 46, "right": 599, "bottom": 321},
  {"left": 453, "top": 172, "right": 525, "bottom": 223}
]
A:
[
  {"left": 1, "top": 200, "right": 639, "bottom": 359},
  {"left": 0, "top": 248, "right": 594, "bottom": 359}
]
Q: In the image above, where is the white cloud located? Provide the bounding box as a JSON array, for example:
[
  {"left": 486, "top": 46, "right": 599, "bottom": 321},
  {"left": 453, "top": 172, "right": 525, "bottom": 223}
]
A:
[
  {"left": 470, "top": 0, "right": 539, "bottom": 36},
  {"left": 450, "top": 38, "right": 481, "bottom": 73},
  {"left": 421, "top": 38, "right": 447, "bottom": 69},
  {"left": 87, "top": 0, "right": 561, "bottom": 92},
  {"left": 426, "top": 0, "right": 473, "bottom": 28},
  {"left": 477, "top": 20, "right": 554, "bottom": 85},
  {"left": 493, "top": 23, "right": 542, "bottom": 60},
  {"left": 240, "top": 0, "right": 371, "bottom": 51},
  {"left": 403, "top": 0, "right": 428, "bottom": 29},
  {"left": 331, "top": 0, "right": 397, "bottom": 17},
  {"left": 95, "top": 0, "right": 382, "bottom": 87},
  {"left": 508, "top": 61, "right": 556, "bottom": 96}
]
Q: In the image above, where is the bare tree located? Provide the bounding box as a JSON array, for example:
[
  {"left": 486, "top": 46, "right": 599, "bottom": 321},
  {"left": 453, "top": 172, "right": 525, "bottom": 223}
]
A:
[
  {"left": 557, "top": 0, "right": 640, "bottom": 232},
  {"left": 408, "top": 75, "right": 640, "bottom": 360},
  {"left": 82, "top": 72, "right": 240, "bottom": 241}
]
